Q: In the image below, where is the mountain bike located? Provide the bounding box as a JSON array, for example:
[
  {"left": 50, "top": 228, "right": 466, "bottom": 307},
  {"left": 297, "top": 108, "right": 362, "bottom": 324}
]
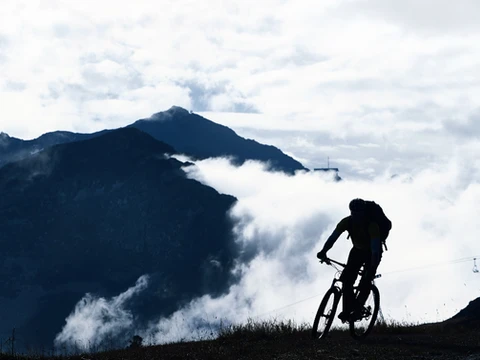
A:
[{"left": 312, "top": 257, "right": 381, "bottom": 340}]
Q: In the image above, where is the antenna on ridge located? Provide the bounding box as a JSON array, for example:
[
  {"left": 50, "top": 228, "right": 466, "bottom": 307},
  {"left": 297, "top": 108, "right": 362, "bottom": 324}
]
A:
[
  {"left": 473, "top": 258, "right": 479, "bottom": 273},
  {"left": 327, "top": 157, "right": 330, "bottom": 169}
]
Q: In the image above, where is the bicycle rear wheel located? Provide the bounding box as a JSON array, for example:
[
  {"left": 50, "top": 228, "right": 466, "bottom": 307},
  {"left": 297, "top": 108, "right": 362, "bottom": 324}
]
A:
[
  {"left": 349, "top": 284, "right": 380, "bottom": 340},
  {"left": 312, "top": 287, "right": 341, "bottom": 339}
]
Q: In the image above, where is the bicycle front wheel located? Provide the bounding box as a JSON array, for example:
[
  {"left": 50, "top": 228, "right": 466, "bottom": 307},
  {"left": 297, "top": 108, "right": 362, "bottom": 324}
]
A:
[
  {"left": 312, "top": 286, "right": 341, "bottom": 339},
  {"left": 349, "top": 284, "right": 380, "bottom": 340}
]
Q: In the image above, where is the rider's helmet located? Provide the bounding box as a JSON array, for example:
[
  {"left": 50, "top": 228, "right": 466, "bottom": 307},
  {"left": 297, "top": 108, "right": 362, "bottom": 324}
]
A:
[{"left": 349, "top": 198, "right": 366, "bottom": 212}]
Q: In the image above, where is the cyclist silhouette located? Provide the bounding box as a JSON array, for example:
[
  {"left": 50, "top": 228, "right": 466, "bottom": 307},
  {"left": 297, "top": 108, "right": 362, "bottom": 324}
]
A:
[{"left": 317, "top": 198, "right": 391, "bottom": 322}]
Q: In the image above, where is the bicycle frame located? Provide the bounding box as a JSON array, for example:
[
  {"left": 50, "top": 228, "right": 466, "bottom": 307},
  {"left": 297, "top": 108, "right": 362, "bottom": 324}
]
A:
[
  {"left": 321, "top": 257, "right": 382, "bottom": 280},
  {"left": 312, "top": 257, "right": 381, "bottom": 340},
  {"left": 321, "top": 257, "right": 381, "bottom": 322}
]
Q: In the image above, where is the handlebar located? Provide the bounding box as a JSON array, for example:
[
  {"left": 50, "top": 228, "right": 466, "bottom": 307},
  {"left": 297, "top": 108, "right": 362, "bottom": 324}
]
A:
[
  {"left": 320, "top": 257, "right": 346, "bottom": 268},
  {"left": 320, "top": 257, "right": 382, "bottom": 279}
]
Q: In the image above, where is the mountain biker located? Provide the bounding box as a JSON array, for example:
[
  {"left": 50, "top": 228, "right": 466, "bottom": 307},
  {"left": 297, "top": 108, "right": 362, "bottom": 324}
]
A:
[{"left": 316, "top": 198, "right": 389, "bottom": 323}]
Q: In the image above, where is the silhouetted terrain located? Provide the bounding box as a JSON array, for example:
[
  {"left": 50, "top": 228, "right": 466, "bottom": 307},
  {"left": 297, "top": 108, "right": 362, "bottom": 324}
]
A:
[
  {"left": 442, "top": 297, "right": 480, "bottom": 330},
  {"left": 101, "top": 327, "right": 479, "bottom": 360},
  {"left": 0, "top": 128, "right": 237, "bottom": 349},
  {"left": 0, "top": 107, "right": 306, "bottom": 173},
  {"left": 3, "top": 308, "right": 480, "bottom": 360},
  {"left": 449, "top": 297, "right": 480, "bottom": 320}
]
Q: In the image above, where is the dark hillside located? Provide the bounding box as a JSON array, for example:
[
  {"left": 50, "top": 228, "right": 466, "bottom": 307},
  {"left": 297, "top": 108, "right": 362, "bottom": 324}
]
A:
[
  {"left": 0, "top": 128, "right": 237, "bottom": 349},
  {"left": 443, "top": 297, "right": 480, "bottom": 329}
]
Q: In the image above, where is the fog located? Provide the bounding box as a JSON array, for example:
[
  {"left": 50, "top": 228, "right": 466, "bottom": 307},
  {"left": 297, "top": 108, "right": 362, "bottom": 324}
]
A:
[{"left": 56, "top": 150, "right": 480, "bottom": 346}]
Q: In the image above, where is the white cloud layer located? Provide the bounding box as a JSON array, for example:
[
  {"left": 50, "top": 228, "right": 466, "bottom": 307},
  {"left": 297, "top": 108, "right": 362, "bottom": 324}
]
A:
[
  {"left": 57, "top": 151, "right": 480, "bottom": 347},
  {"left": 176, "top": 154, "right": 480, "bottom": 329},
  {"left": 1, "top": 0, "right": 479, "bottom": 145}
]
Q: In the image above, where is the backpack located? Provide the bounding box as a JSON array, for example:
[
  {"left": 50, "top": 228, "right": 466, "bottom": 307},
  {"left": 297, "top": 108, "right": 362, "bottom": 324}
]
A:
[
  {"left": 365, "top": 201, "right": 392, "bottom": 250},
  {"left": 348, "top": 201, "right": 392, "bottom": 250}
]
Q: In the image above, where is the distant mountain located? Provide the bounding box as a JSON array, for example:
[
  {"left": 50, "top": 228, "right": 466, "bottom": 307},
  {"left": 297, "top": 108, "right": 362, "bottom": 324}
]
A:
[
  {"left": 0, "top": 128, "right": 237, "bottom": 348},
  {"left": 0, "top": 131, "right": 99, "bottom": 167},
  {"left": 130, "top": 106, "right": 306, "bottom": 173},
  {"left": 0, "top": 107, "right": 307, "bottom": 173}
]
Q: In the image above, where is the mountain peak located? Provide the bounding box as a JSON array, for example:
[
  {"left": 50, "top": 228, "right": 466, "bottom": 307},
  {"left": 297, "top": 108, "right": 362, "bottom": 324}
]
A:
[
  {"left": 167, "top": 105, "right": 190, "bottom": 113},
  {"left": 149, "top": 106, "right": 190, "bottom": 122}
]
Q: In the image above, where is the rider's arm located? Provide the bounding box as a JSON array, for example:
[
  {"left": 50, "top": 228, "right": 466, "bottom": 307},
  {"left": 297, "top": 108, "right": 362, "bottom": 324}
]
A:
[
  {"left": 318, "top": 217, "right": 349, "bottom": 256},
  {"left": 322, "top": 229, "right": 341, "bottom": 252}
]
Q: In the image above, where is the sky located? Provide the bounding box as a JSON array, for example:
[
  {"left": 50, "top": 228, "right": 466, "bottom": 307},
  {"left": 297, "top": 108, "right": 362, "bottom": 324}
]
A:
[
  {"left": 1, "top": 0, "right": 480, "bottom": 177},
  {"left": 1, "top": 0, "right": 480, "bottom": 349}
]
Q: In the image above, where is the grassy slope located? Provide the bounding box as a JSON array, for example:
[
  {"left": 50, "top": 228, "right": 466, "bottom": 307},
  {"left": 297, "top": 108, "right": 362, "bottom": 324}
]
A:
[{"left": 4, "top": 320, "right": 480, "bottom": 360}]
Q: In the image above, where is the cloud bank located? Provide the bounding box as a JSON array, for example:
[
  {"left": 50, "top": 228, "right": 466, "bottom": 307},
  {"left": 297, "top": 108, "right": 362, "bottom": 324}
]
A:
[
  {"left": 1, "top": 0, "right": 480, "bottom": 145},
  {"left": 177, "top": 154, "right": 480, "bottom": 327},
  {"left": 57, "top": 148, "right": 480, "bottom": 347}
]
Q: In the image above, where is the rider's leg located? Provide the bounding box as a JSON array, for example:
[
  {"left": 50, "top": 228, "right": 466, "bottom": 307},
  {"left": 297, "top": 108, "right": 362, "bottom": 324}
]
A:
[
  {"left": 356, "top": 249, "right": 383, "bottom": 309},
  {"left": 340, "top": 247, "right": 365, "bottom": 317}
]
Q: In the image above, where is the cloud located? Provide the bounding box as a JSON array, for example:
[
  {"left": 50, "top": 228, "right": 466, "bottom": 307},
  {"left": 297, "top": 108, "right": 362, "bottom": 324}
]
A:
[
  {"left": 1, "top": 0, "right": 480, "bottom": 145},
  {"left": 54, "top": 275, "right": 149, "bottom": 350},
  {"left": 197, "top": 102, "right": 480, "bottom": 179},
  {"left": 176, "top": 79, "right": 259, "bottom": 113},
  {"left": 338, "top": 0, "right": 480, "bottom": 34},
  {"left": 167, "top": 154, "right": 480, "bottom": 337},
  {"left": 442, "top": 109, "right": 480, "bottom": 138},
  {"left": 55, "top": 148, "right": 480, "bottom": 346}
]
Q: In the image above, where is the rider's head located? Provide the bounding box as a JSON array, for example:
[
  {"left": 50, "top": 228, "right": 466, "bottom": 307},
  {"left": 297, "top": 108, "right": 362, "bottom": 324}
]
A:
[{"left": 349, "top": 198, "right": 366, "bottom": 223}]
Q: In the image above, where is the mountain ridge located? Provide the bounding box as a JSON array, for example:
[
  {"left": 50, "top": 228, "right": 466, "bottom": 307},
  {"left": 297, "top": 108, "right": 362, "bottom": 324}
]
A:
[{"left": 0, "top": 107, "right": 307, "bottom": 174}]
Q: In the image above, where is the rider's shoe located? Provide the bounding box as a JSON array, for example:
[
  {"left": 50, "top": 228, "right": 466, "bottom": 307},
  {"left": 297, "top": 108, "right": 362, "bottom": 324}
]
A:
[
  {"left": 349, "top": 309, "right": 364, "bottom": 322},
  {"left": 337, "top": 311, "right": 350, "bottom": 323}
]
